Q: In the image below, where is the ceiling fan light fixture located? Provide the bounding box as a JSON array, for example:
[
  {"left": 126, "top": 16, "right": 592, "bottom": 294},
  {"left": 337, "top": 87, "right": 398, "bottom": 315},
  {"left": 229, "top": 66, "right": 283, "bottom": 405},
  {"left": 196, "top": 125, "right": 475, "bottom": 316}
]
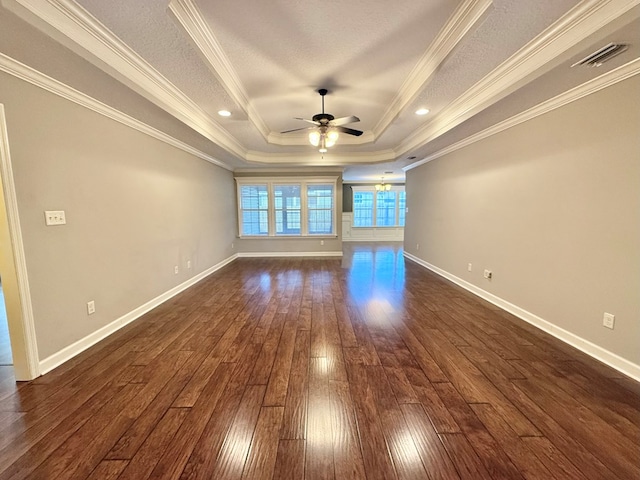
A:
[
  {"left": 309, "top": 130, "right": 321, "bottom": 147},
  {"left": 325, "top": 129, "right": 339, "bottom": 148}
]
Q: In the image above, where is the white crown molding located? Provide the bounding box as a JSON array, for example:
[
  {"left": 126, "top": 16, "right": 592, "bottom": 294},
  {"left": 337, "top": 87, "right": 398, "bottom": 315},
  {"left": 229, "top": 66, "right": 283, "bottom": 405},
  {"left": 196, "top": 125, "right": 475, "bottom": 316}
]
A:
[
  {"left": 245, "top": 148, "right": 397, "bottom": 165},
  {"left": 398, "top": 0, "right": 640, "bottom": 157},
  {"left": 4, "top": 0, "right": 638, "bottom": 168},
  {"left": 404, "top": 57, "right": 640, "bottom": 172},
  {"left": 373, "top": 0, "right": 493, "bottom": 139},
  {"left": 39, "top": 253, "right": 238, "bottom": 375},
  {"left": 0, "top": 53, "right": 234, "bottom": 171},
  {"left": 168, "top": 0, "right": 271, "bottom": 141},
  {"left": 4, "top": 0, "right": 248, "bottom": 160},
  {"left": 267, "top": 130, "right": 376, "bottom": 146},
  {"left": 404, "top": 252, "right": 640, "bottom": 382}
]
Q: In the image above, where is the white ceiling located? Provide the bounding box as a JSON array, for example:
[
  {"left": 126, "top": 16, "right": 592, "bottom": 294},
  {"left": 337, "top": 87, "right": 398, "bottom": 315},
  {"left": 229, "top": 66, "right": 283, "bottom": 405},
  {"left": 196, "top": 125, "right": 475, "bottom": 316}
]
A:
[{"left": 3, "top": 0, "right": 640, "bottom": 181}]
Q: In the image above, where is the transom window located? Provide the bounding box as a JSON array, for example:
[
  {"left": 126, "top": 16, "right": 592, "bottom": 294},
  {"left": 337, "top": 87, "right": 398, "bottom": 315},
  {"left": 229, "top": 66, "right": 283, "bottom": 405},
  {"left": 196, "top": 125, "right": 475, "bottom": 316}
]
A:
[
  {"left": 352, "top": 186, "right": 405, "bottom": 228},
  {"left": 237, "top": 178, "right": 337, "bottom": 237}
]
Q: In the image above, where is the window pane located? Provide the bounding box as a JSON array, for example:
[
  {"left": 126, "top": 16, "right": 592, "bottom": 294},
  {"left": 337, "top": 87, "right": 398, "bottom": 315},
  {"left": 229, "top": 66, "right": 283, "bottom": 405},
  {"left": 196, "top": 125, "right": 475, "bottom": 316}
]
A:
[
  {"left": 240, "top": 185, "right": 268, "bottom": 236},
  {"left": 353, "top": 191, "right": 374, "bottom": 227},
  {"left": 376, "top": 191, "right": 396, "bottom": 226},
  {"left": 274, "top": 184, "right": 301, "bottom": 235},
  {"left": 398, "top": 191, "right": 406, "bottom": 227},
  {"left": 308, "top": 185, "right": 333, "bottom": 234}
]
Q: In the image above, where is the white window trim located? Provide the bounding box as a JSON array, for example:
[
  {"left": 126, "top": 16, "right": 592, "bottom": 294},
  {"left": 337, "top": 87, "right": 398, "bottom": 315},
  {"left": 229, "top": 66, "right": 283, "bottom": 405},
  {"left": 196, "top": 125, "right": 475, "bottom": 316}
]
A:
[
  {"left": 352, "top": 185, "right": 405, "bottom": 228},
  {"left": 236, "top": 177, "right": 338, "bottom": 238}
]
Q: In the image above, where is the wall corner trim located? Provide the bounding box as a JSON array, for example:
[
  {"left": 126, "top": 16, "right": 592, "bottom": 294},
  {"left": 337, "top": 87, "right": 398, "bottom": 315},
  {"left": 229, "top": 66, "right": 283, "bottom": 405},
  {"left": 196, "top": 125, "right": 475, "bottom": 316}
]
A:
[
  {"left": 38, "top": 253, "right": 238, "bottom": 375},
  {"left": 403, "top": 251, "right": 640, "bottom": 382}
]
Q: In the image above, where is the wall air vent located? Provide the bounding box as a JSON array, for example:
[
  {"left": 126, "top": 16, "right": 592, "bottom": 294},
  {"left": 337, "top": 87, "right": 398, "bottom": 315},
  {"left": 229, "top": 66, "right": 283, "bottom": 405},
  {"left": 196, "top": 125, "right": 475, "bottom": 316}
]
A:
[{"left": 571, "top": 43, "right": 629, "bottom": 68}]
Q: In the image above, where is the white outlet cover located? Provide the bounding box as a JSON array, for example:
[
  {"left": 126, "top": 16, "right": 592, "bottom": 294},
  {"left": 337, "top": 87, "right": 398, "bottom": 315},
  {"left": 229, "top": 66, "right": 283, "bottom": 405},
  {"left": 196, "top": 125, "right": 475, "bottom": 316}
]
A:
[
  {"left": 603, "top": 313, "right": 615, "bottom": 329},
  {"left": 45, "top": 210, "right": 66, "bottom": 226}
]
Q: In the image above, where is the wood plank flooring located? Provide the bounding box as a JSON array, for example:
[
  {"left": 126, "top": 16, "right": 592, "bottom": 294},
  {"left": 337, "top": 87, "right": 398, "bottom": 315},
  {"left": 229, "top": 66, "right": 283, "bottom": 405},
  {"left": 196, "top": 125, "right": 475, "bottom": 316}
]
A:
[{"left": 0, "top": 243, "right": 638, "bottom": 479}]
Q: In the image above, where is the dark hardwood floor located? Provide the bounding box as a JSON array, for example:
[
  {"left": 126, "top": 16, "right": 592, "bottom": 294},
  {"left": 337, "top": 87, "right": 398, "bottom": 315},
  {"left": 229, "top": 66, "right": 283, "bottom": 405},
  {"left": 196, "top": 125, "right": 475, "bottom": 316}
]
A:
[{"left": 0, "top": 243, "right": 638, "bottom": 479}]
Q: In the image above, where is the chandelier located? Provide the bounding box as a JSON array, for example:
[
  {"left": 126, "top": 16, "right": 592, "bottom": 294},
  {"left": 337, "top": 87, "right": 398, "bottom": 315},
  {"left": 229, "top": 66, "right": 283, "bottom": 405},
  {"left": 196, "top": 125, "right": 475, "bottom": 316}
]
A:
[{"left": 375, "top": 178, "right": 391, "bottom": 191}]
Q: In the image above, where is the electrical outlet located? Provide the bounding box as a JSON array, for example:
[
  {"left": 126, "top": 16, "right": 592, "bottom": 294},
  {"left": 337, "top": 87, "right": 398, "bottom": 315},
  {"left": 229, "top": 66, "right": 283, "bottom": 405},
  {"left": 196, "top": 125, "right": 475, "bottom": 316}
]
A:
[
  {"left": 231, "top": 242, "right": 234, "bottom": 249},
  {"left": 603, "top": 313, "right": 615, "bottom": 329},
  {"left": 483, "top": 269, "right": 492, "bottom": 279},
  {"left": 44, "top": 210, "right": 66, "bottom": 226},
  {"left": 87, "top": 300, "right": 95, "bottom": 315},
  {"left": 320, "top": 240, "right": 324, "bottom": 246},
  {"left": 416, "top": 243, "right": 420, "bottom": 250},
  {"left": 187, "top": 260, "right": 191, "bottom": 269},
  {"left": 174, "top": 265, "right": 179, "bottom": 274},
  {"left": 468, "top": 263, "right": 472, "bottom": 272}
]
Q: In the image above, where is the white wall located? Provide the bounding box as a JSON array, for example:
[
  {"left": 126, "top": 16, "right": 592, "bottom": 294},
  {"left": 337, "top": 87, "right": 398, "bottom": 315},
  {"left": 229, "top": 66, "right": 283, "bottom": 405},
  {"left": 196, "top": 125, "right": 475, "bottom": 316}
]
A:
[
  {"left": 1, "top": 71, "right": 237, "bottom": 362},
  {"left": 404, "top": 75, "right": 640, "bottom": 374}
]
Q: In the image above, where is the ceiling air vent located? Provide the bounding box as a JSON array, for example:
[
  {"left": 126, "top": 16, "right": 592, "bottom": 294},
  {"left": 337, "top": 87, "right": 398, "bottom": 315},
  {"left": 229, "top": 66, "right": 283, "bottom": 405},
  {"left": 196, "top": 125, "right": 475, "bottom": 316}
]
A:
[{"left": 571, "top": 43, "right": 629, "bottom": 68}]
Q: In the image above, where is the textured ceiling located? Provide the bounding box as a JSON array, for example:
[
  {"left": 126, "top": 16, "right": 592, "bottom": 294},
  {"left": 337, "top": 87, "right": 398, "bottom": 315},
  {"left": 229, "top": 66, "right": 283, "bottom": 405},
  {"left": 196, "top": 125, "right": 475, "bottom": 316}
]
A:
[{"left": 3, "top": 0, "right": 639, "bottom": 180}]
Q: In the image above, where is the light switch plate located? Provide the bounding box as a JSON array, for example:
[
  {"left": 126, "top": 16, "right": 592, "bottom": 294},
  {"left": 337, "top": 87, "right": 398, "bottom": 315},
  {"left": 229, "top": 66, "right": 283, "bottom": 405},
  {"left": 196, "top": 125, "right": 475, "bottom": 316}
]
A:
[{"left": 45, "top": 210, "right": 66, "bottom": 226}]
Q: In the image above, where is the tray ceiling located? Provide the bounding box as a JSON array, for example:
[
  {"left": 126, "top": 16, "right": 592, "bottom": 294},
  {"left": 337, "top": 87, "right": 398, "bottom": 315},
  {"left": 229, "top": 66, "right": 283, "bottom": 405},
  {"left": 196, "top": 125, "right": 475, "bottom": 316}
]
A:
[{"left": 2, "top": 0, "right": 639, "bottom": 180}]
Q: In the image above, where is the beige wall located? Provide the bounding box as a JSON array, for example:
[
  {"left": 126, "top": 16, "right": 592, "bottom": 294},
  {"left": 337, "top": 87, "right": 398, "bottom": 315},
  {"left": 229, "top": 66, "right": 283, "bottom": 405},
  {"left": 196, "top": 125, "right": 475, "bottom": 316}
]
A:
[
  {"left": 1, "top": 72, "right": 236, "bottom": 359},
  {"left": 405, "top": 75, "right": 640, "bottom": 367}
]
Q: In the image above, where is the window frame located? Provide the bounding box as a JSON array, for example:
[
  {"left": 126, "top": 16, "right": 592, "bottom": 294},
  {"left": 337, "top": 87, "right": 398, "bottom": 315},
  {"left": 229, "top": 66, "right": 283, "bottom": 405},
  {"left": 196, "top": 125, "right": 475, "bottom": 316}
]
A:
[
  {"left": 236, "top": 177, "right": 338, "bottom": 238},
  {"left": 351, "top": 185, "right": 405, "bottom": 228}
]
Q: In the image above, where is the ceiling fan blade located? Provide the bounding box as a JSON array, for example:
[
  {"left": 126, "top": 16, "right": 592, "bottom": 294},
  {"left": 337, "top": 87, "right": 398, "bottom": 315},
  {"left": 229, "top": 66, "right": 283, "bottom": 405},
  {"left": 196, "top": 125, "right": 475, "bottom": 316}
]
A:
[
  {"left": 294, "top": 117, "right": 320, "bottom": 125},
  {"left": 331, "top": 115, "right": 360, "bottom": 126},
  {"left": 281, "top": 126, "right": 314, "bottom": 134},
  {"left": 335, "top": 126, "right": 363, "bottom": 136}
]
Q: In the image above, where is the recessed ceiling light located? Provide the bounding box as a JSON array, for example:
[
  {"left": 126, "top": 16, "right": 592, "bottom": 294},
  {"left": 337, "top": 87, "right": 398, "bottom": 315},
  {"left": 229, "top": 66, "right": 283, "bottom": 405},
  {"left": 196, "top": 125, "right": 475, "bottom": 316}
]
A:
[
  {"left": 218, "top": 110, "right": 232, "bottom": 117},
  {"left": 415, "top": 108, "right": 430, "bottom": 116}
]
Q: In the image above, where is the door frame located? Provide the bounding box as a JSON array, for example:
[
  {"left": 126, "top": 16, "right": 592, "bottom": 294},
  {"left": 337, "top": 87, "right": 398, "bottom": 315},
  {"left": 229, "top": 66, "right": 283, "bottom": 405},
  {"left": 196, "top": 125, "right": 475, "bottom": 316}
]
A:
[{"left": 0, "top": 104, "right": 39, "bottom": 380}]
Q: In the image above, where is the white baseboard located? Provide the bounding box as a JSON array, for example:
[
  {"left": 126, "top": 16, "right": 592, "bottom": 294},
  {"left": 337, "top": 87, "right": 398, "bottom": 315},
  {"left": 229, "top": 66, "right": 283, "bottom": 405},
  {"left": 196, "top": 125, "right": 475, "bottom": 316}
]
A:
[
  {"left": 403, "top": 252, "right": 640, "bottom": 382},
  {"left": 38, "top": 253, "right": 238, "bottom": 375},
  {"left": 236, "top": 251, "right": 343, "bottom": 258}
]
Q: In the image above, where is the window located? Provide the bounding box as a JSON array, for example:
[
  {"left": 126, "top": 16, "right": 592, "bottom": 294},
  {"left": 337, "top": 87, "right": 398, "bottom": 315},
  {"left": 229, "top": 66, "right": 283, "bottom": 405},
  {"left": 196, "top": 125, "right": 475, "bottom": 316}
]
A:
[
  {"left": 240, "top": 185, "right": 268, "bottom": 236},
  {"left": 352, "top": 185, "right": 405, "bottom": 228},
  {"left": 237, "top": 178, "right": 337, "bottom": 237},
  {"left": 353, "top": 191, "right": 374, "bottom": 227},
  {"left": 274, "top": 184, "right": 301, "bottom": 235},
  {"left": 376, "top": 191, "right": 396, "bottom": 226},
  {"left": 307, "top": 185, "right": 333, "bottom": 235}
]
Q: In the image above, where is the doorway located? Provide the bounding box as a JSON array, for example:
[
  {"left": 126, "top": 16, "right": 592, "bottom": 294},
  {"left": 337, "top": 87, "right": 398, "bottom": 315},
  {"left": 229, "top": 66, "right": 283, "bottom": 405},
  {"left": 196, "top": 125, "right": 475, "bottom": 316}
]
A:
[
  {"left": 0, "top": 279, "right": 12, "bottom": 366},
  {"left": 0, "top": 104, "right": 39, "bottom": 380}
]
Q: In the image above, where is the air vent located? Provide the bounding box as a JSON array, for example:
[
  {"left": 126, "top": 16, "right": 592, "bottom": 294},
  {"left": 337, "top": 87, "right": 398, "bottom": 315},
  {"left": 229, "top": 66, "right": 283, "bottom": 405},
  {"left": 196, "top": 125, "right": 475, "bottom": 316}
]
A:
[{"left": 571, "top": 43, "right": 629, "bottom": 68}]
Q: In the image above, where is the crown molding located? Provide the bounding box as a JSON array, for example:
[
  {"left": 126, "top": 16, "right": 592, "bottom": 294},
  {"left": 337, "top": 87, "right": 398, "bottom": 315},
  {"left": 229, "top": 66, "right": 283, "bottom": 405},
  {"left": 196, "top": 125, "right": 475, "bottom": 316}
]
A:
[
  {"left": 3, "top": 0, "right": 637, "bottom": 169},
  {"left": 3, "top": 0, "right": 248, "bottom": 160},
  {"left": 267, "top": 130, "right": 376, "bottom": 146},
  {"left": 373, "top": 0, "right": 493, "bottom": 139},
  {"left": 245, "top": 148, "right": 397, "bottom": 165},
  {"left": 168, "top": 0, "right": 271, "bottom": 141},
  {"left": 398, "top": 0, "right": 640, "bottom": 158},
  {"left": 404, "top": 57, "right": 640, "bottom": 172},
  {"left": 0, "top": 52, "right": 234, "bottom": 171}
]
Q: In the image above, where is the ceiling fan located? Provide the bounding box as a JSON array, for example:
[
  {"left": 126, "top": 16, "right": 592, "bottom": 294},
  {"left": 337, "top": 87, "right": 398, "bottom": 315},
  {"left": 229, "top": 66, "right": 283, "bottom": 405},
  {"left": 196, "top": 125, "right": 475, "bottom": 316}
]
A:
[{"left": 281, "top": 88, "right": 363, "bottom": 152}]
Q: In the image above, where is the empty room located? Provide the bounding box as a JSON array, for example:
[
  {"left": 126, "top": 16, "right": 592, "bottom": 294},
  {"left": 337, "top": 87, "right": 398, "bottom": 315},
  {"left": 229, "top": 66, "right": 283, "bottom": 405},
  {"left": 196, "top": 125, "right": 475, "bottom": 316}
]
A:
[{"left": 0, "top": 1, "right": 638, "bottom": 479}]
